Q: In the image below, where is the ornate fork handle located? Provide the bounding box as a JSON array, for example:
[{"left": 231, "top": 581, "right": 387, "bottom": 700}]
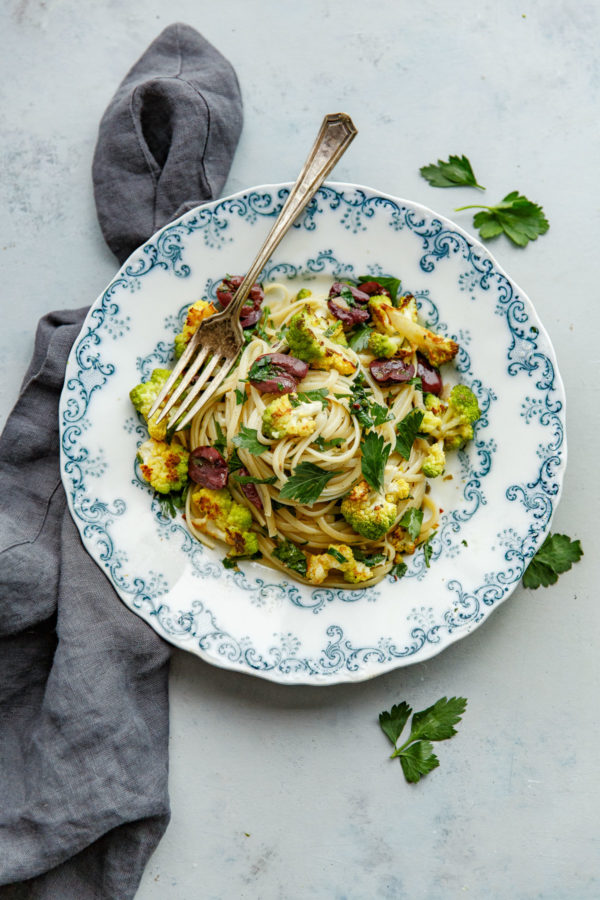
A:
[{"left": 224, "top": 113, "right": 357, "bottom": 322}]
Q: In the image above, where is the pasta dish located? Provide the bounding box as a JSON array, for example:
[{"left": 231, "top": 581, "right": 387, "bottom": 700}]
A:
[{"left": 130, "top": 275, "right": 481, "bottom": 588}]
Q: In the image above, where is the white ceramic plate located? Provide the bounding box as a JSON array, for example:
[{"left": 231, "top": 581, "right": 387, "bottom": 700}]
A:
[{"left": 59, "top": 183, "right": 566, "bottom": 684}]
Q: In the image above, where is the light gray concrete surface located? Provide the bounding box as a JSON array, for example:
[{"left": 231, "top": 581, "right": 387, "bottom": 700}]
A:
[{"left": 1, "top": 1, "right": 598, "bottom": 898}]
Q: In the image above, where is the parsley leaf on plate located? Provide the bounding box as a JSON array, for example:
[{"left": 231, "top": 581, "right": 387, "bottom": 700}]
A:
[
  {"left": 395, "top": 409, "right": 424, "bottom": 459},
  {"left": 232, "top": 426, "right": 268, "bottom": 455},
  {"left": 390, "top": 561, "right": 408, "bottom": 580},
  {"left": 279, "top": 462, "right": 341, "bottom": 505},
  {"left": 348, "top": 323, "right": 374, "bottom": 352},
  {"left": 312, "top": 435, "right": 344, "bottom": 451},
  {"left": 420, "top": 154, "right": 485, "bottom": 190},
  {"left": 399, "top": 507, "right": 423, "bottom": 541},
  {"left": 522, "top": 533, "right": 583, "bottom": 589},
  {"left": 297, "top": 388, "right": 329, "bottom": 406},
  {"left": 326, "top": 547, "right": 348, "bottom": 564},
  {"left": 272, "top": 539, "right": 308, "bottom": 576},
  {"left": 235, "top": 388, "right": 247, "bottom": 406},
  {"left": 361, "top": 431, "right": 392, "bottom": 493},
  {"left": 213, "top": 421, "right": 227, "bottom": 456},
  {"left": 422, "top": 531, "right": 436, "bottom": 568},
  {"left": 380, "top": 696, "right": 468, "bottom": 783},
  {"left": 354, "top": 550, "right": 387, "bottom": 567},
  {"left": 456, "top": 191, "right": 549, "bottom": 247}
]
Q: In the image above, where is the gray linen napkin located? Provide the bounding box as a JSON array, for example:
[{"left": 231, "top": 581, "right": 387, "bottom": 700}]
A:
[{"left": 0, "top": 24, "right": 242, "bottom": 899}]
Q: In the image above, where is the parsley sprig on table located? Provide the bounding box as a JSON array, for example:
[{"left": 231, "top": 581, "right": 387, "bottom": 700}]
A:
[
  {"left": 380, "top": 696, "right": 468, "bottom": 783},
  {"left": 522, "top": 533, "right": 583, "bottom": 589},
  {"left": 455, "top": 191, "right": 549, "bottom": 247},
  {"left": 420, "top": 154, "right": 485, "bottom": 190}
]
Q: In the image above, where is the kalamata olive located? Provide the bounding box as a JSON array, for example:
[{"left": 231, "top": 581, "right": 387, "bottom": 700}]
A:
[
  {"left": 188, "top": 446, "right": 229, "bottom": 489},
  {"left": 327, "top": 299, "right": 370, "bottom": 327},
  {"left": 248, "top": 353, "right": 308, "bottom": 395},
  {"left": 369, "top": 359, "right": 416, "bottom": 384},
  {"left": 329, "top": 282, "right": 370, "bottom": 305},
  {"left": 355, "top": 280, "right": 392, "bottom": 298},
  {"left": 217, "top": 275, "right": 264, "bottom": 328},
  {"left": 233, "top": 467, "right": 263, "bottom": 511},
  {"left": 416, "top": 353, "right": 443, "bottom": 395}
]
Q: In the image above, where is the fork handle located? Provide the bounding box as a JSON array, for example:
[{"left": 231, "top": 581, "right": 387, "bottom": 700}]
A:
[{"left": 226, "top": 113, "right": 358, "bottom": 320}]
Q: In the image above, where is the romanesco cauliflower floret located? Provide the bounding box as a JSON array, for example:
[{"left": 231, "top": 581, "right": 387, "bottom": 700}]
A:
[
  {"left": 421, "top": 385, "right": 481, "bottom": 450},
  {"left": 340, "top": 479, "right": 398, "bottom": 541},
  {"left": 306, "top": 543, "right": 371, "bottom": 585},
  {"left": 130, "top": 368, "right": 183, "bottom": 441},
  {"left": 137, "top": 437, "right": 189, "bottom": 494},
  {"left": 191, "top": 487, "right": 258, "bottom": 556},
  {"left": 174, "top": 298, "right": 217, "bottom": 358},
  {"left": 368, "top": 332, "right": 409, "bottom": 359},
  {"left": 369, "top": 296, "right": 459, "bottom": 368},
  {"left": 388, "top": 526, "right": 418, "bottom": 558},
  {"left": 385, "top": 477, "right": 411, "bottom": 503},
  {"left": 262, "top": 394, "right": 321, "bottom": 440},
  {"left": 422, "top": 440, "right": 446, "bottom": 477},
  {"left": 287, "top": 310, "right": 356, "bottom": 375}
]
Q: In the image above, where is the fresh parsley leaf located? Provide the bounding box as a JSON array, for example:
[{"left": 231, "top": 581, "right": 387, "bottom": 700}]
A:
[
  {"left": 395, "top": 409, "right": 424, "bottom": 459},
  {"left": 397, "top": 741, "right": 440, "bottom": 783},
  {"left": 348, "top": 374, "right": 392, "bottom": 431},
  {"left": 420, "top": 154, "right": 485, "bottom": 190},
  {"left": 279, "top": 462, "right": 341, "bottom": 505},
  {"left": 235, "top": 387, "right": 247, "bottom": 406},
  {"left": 422, "top": 531, "right": 437, "bottom": 568},
  {"left": 372, "top": 403, "right": 393, "bottom": 426},
  {"left": 214, "top": 421, "right": 227, "bottom": 456},
  {"left": 380, "top": 696, "right": 468, "bottom": 783},
  {"left": 231, "top": 473, "right": 277, "bottom": 486},
  {"left": 456, "top": 191, "right": 549, "bottom": 247},
  {"left": 232, "top": 426, "right": 268, "bottom": 455},
  {"left": 228, "top": 449, "right": 244, "bottom": 472},
  {"left": 222, "top": 557, "right": 239, "bottom": 569},
  {"left": 399, "top": 507, "right": 423, "bottom": 541},
  {"left": 407, "top": 376, "right": 423, "bottom": 392},
  {"left": 156, "top": 485, "right": 188, "bottom": 519},
  {"left": 297, "top": 388, "right": 329, "bottom": 406},
  {"left": 272, "top": 539, "right": 308, "bottom": 576},
  {"left": 339, "top": 284, "right": 359, "bottom": 307},
  {"left": 357, "top": 275, "right": 401, "bottom": 302},
  {"left": 354, "top": 550, "right": 386, "bottom": 567},
  {"left": 312, "top": 436, "right": 344, "bottom": 451},
  {"left": 348, "top": 324, "right": 374, "bottom": 351},
  {"left": 379, "top": 701, "right": 412, "bottom": 745},
  {"left": 326, "top": 547, "right": 348, "bottom": 564},
  {"left": 390, "top": 562, "right": 408, "bottom": 580},
  {"left": 361, "top": 431, "right": 392, "bottom": 493},
  {"left": 247, "top": 356, "right": 277, "bottom": 382},
  {"left": 522, "top": 533, "right": 583, "bottom": 589},
  {"left": 402, "top": 696, "right": 468, "bottom": 744}
]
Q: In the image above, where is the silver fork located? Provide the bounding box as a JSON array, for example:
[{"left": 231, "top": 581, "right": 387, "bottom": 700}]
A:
[{"left": 148, "top": 112, "right": 358, "bottom": 432}]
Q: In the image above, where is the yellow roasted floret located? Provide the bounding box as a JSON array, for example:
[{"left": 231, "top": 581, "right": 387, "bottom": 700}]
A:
[
  {"left": 286, "top": 310, "right": 356, "bottom": 375},
  {"left": 385, "top": 477, "right": 411, "bottom": 503},
  {"left": 369, "top": 295, "right": 459, "bottom": 368},
  {"left": 174, "top": 298, "right": 217, "bottom": 358},
  {"left": 262, "top": 394, "right": 321, "bottom": 440},
  {"left": 340, "top": 479, "right": 398, "bottom": 541},
  {"left": 137, "top": 437, "right": 189, "bottom": 494},
  {"left": 129, "top": 368, "right": 172, "bottom": 440},
  {"left": 305, "top": 544, "right": 371, "bottom": 585},
  {"left": 191, "top": 487, "right": 259, "bottom": 557},
  {"left": 422, "top": 440, "right": 446, "bottom": 477},
  {"left": 421, "top": 386, "right": 481, "bottom": 450}
]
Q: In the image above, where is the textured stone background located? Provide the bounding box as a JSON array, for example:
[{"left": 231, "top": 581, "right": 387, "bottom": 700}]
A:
[{"left": 1, "top": 1, "right": 598, "bottom": 897}]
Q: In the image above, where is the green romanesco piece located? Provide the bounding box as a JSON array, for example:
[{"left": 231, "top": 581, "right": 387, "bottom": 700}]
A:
[
  {"left": 191, "top": 486, "right": 258, "bottom": 557},
  {"left": 262, "top": 394, "right": 321, "bottom": 440},
  {"left": 305, "top": 543, "right": 371, "bottom": 585},
  {"left": 422, "top": 439, "right": 446, "bottom": 477},
  {"left": 287, "top": 310, "right": 356, "bottom": 375},
  {"left": 340, "top": 479, "right": 398, "bottom": 541}
]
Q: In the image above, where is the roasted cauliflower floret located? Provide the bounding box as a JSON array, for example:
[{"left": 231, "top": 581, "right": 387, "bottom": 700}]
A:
[
  {"left": 385, "top": 477, "right": 411, "bottom": 503},
  {"left": 130, "top": 368, "right": 172, "bottom": 440},
  {"left": 137, "top": 437, "right": 189, "bottom": 494},
  {"left": 421, "top": 385, "right": 481, "bottom": 450},
  {"left": 174, "top": 298, "right": 217, "bottom": 358},
  {"left": 191, "top": 487, "right": 259, "bottom": 556},
  {"left": 422, "top": 439, "right": 446, "bottom": 477},
  {"left": 369, "top": 295, "right": 459, "bottom": 368},
  {"left": 340, "top": 479, "right": 398, "bottom": 541},
  {"left": 287, "top": 310, "right": 356, "bottom": 375},
  {"left": 388, "top": 526, "right": 418, "bottom": 558},
  {"left": 306, "top": 543, "right": 371, "bottom": 585},
  {"left": 262, "top": 394, "right": 321, "bottom": 440}
]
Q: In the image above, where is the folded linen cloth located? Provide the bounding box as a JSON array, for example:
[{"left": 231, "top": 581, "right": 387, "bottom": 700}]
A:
[{"left": 0, "top": 24, "right": 242, "bottom": 899}]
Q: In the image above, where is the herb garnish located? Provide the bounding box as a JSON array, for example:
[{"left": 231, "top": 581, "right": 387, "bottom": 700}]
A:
[
  {"left": 347, "top": 323, "right": 374, "bottom": 351},
  {"left": 326, "top": 547, "right": 348, "bottom": 564},
  {"left": 522, "top": 533, "right": 583, "bottom": 589},
  {"left": 279, "top": 462, "right": 341, "bottom": 505},
  {"left": 361, "top": 431, "right": 392, "bottom": 493},
  {"left": 399, "top": 507, "right": 423, "bottom": 541},
  {"left": 422, "top": 530, "right": 437, "bottom": 567},
  {"left": 348, "top": 373, "right": 392, "bottom": 430},
  {"left": 379, "top": 696, "right": 468, "bottom": 783},
  {"left": 232, "top": 426, "right": 268, "bottom": 455},
  {"left": 395, "top": 409, "right": 424, "bottom": 459},
  {"left": 390, "top": 561, "right": 408, "bottom": 580},
  {"left": 235, "top": 387, "right": 247, "bottom": 406},
  {"left": 420, "top": 154, "right": 484, "bottom": 190},
  {"left": 312, "top": 436, "right": 344, "bottom": 451},
  {"left": 456, "top": 191, "right": 549, "bottom": 247},
  {"left": 213, "top": 421, "right": 227, "bottom": 456},
  {"left": 156, "top": 484, "right": 189, "bottom": 519},
  {"left": 297, "top": 388, "right": 329, "bottom": 406},
  {"left": 272, "top": 539, "right": 308, "bottom": 576},
  {"left": 354, "top": 550, "right": 387, "bottom": 567}
]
